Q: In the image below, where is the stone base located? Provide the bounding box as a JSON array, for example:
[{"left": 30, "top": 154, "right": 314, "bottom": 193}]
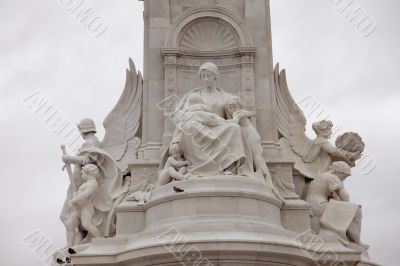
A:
[
  {"left": 68, "top": 176, "right": 379, "bottom": 265},
  {"left": 281, "top": 199, "right": 311, "bottom": 233},
  {"left": 129, "top": 160, "right": 159, "bottom": 184}
]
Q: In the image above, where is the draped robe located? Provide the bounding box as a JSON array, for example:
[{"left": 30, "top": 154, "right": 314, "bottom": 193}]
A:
[{"left": 161, "top": 87, "right": 255, "bottom": 178}]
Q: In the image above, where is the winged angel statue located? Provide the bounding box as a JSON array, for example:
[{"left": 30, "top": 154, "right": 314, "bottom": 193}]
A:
[
  {"left": 60, "top": 58, "right": 142, "bottom": 247},
  {"left": 274, "top": 64, "right": 365, "bottom": 180}
]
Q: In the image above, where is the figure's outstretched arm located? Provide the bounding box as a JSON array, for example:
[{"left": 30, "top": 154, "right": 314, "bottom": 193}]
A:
[
  {"left": 62, "top": 155, "right": 90, "bottom": 165},
  {"left": 321, "top": 142, "right": 348, "bottom": 159},
  {"left": 321, "top": 142, "right": 360, "bottom": 164}
]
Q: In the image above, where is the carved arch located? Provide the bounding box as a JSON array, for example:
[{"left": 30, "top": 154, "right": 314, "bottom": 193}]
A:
[
  {"left": 179, "top": 18, "right": 239, "bottom": 52},
  {"left": 164, "top": 5, "right": 254, "bottom": 49}
]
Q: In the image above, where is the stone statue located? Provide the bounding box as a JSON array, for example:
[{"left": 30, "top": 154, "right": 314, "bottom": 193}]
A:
[
  {"left": 305, "top": 161, "right": 369, "bottom": 253},
  {"left": 224, "top": 96, "right": 270, "bottom": 180},
  {"left": 60, "top": 118, "right": 121, "bottom": 245},
  {"left": 274, "top": 65, "right": 365, "bottom": 179},
  {"left": 50, "top": 0, "right": 381, "bottom": 263},
  {"left": 224, "top": 96, "right": 285, "bottom": 202},
  {"left": 157, "top": 144, "right": 191, "bottom": 186},
  {"left": 60, "top": 59, "right": 143, "bottom": 246},
  {"left": 181, "top": 93, "right": 239, "bottom": 127},
  {"left": 160, "top": 62, "right": 257, "bottom": 179},
  {"left": 65, "top": 164, "right": 102, "bottom": 247}
]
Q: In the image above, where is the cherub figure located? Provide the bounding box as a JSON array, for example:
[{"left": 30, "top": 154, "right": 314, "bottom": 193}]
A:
[
  {"left": 158, "top": 144, "right": 191, "bottom": 186},
  {"left": 65, "top": 164, "right": 101, "bottom": 247},
  {"left": 185, "top": 94, "right": 213, "bottom": 113},
  {"left": 274, "top": 65, "right": 365, "bottom": 180}
]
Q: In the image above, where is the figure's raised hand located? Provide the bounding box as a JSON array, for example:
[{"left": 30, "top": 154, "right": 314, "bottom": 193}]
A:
[
  {"left": 62, "top": 155, "right": 71, "bottom": 163},
  {"left": 349, "top": 151, "right": 362, "bottom": 161}
]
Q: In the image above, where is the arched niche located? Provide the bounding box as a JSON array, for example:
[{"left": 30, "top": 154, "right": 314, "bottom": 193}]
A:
[
  {"left": 161, "top": 5, "right": 257, "bottom": 111},
  {"left": 164, "top": 5, "right": 254, "bottom": 48},
  {"left": 178, "top": 17, "right": 240, "bottom": 53}
]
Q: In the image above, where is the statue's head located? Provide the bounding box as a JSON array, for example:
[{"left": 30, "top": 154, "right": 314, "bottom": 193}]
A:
[
  {"left": 199, "top": 62, "right": 218, "bottom": 88},
  {"left": 169, "top": 143, "right": 183, "bottom": 160},
  {"left": 312, "top": 120, "right": 333, "bottom": 139},
  {"left": 77, "top": 118, "right": 96, "bottom": 139},
  {"left": 81, "top": 164, "right": 100, "bottom": 180},
  {"left": 330, "top": 161, "right": 351, "bottom": 180}
]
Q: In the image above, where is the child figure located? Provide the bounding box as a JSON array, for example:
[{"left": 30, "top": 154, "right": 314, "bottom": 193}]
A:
[
  {"left": 225, "top": 96, "right": 285, "bottom": 202},
  {"left": 181, "top": 94, "right": 237, "bottom": 127},
  {"left": 225, "top": 96, "right": 270, "bottom": 180},
  {"left": 65, "top": 164, "right": 101, "bottom": 247},
  {"left": 185, "top": 94, "right": 214, "bottom": 113},
  {"left": 158, "top": 144, "right": 191, "bottom": 186}
]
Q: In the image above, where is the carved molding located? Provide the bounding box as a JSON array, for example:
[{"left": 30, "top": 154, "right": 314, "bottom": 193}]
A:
[
  {"left": 164, "top": 5, "right": 254, "bottom": 49},
  {"left": 180, "top": 19, "right": 238, "bottom": 51}
]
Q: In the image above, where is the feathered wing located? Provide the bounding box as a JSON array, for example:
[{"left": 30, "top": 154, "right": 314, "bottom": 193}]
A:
[
  {"left": 102, "top": 58, "right": 142, "bottom": 172},
  {"left": 274, "top": 64, "right": 316, "bottom": 177}
]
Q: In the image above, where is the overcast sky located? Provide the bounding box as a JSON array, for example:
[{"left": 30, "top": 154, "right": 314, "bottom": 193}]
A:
[{"left": 1, "top": 0, "right": 399, "bottom": 265}]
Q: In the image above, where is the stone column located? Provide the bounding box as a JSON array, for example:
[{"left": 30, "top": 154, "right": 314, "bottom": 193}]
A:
[
  {"left": 140, "top": 0, "right": 171, "bottom": 160},
  {"left": 239, "top": 47, "right": 257, "bottom": 114},
  {"left": 161, "top": 49, "right": 179, "bottom": 147},
  {"left": 244, "top": 0, "right": 279, "bottom": 158}
]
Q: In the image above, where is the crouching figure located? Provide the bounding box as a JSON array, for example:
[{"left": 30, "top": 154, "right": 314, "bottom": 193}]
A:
[{"left": 306, "top": 161, "right": 369, "bottom": 253}]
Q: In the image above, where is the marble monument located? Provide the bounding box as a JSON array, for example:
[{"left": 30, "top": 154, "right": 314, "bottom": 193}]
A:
[{"left": 53, "top": 1, "right": 380, "bottom": 265}]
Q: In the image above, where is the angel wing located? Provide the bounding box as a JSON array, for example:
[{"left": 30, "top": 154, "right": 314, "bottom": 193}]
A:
[
  {"left": 102, "top": 58, "right": 142, "bottom": 173},
  {"left": 274, "top": 64, "right": 313, "bottom": 154},
  {"left": 274, "top": 64, "right": 318, "bottom": 177}
]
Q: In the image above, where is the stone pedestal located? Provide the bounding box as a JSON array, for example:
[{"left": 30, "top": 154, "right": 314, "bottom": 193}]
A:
[
  {"left": 116, "top": 204, "right": 145, "bottom": 236},
  {"left": 267, "top": 159, "right": 298, "bottom": 199},
  {"left": 70, "top": 176, "right": 371, "bottom": 265},
  {"left": 281, "top": 199, "right": 311, "bottom": 234},
  {"left": 129, "top": 160, "right": 159, "bottom": 184}
]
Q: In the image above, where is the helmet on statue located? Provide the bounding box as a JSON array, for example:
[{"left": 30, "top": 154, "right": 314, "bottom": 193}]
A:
[{"left": 77, "top": 118, "right": 97, "bottom": 134}]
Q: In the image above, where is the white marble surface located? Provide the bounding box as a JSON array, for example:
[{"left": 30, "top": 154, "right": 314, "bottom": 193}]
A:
[{"left": 51, "top": 1, "right": 380, "bottom": 265}]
